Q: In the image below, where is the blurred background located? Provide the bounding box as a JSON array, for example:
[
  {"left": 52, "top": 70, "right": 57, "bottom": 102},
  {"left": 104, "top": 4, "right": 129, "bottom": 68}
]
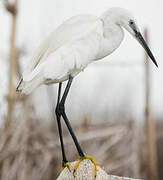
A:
[{"left": 0, "top": 0, "right": 162, "bottom": 179}]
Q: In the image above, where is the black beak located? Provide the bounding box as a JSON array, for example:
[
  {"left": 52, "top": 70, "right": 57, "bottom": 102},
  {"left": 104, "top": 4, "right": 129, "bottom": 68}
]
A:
[{"left": 135, "top": 31, "right": 158, "bottom": 67}]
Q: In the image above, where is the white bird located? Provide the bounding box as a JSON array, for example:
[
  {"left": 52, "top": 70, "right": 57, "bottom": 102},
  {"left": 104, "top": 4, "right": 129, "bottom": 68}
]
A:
[{"left": 16, "top": 7, "right": 158, "bottom": 176}]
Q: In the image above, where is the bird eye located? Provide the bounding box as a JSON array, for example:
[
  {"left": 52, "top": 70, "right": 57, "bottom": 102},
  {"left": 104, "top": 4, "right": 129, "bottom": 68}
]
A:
[{"left": 129, "top": 20, "right": 134, "bottom": 25}]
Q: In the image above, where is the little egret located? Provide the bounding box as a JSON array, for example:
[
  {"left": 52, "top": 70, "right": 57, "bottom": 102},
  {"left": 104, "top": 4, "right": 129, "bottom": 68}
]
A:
[{"left": 16, "top": 7, "right": 158, "bottom": 176}]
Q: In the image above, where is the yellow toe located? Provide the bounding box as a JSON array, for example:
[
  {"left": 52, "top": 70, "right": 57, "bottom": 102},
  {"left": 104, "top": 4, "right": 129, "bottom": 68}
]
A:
[
  {"left": 62, "top": 162, "right": 70, "bottom": 171},
  {"left": 84, "top": 154, "right": 99, "bottom": 177},
  {"left": 74, "top": 156, "right": 84, "bottom": 173},
  {"left": 74, "top": 154, "right": 99, "bottom": 177}
]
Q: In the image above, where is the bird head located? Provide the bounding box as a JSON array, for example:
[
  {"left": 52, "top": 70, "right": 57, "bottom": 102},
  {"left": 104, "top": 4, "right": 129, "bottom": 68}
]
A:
[{"left": 102, "top": 7, "right": 158, "bottom": 67}]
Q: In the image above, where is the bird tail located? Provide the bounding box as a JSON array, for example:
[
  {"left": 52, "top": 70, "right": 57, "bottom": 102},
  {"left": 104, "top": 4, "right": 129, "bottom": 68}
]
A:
[{"left": 16, "top": 72, "right": 44, "bottom": 95}]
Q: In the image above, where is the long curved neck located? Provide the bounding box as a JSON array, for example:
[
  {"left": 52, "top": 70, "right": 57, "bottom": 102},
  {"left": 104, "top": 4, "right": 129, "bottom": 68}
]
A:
[
  {"left": 96, "top": 18, "right": 124, "bottom": 59},
  {"left": 103, "top": 20, "right": 124, "bottom": 41}
]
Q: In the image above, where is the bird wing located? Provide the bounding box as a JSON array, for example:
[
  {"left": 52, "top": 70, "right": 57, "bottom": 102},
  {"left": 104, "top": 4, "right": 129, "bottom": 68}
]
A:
[
  {"left": 23, "top": 14, "right": 102, "bottom": 77},
  {"left": 18, "top": 15, "right": 103, "bottom": 94}
]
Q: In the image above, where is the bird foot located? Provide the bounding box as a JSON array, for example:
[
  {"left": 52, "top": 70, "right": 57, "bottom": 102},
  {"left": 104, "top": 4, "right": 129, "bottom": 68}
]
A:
[
  {"left": 62, "top": 161, "right": 71, "bottom": 171},
  {"left": 74, "top": 154, "right": 99, "bottom": 177}
]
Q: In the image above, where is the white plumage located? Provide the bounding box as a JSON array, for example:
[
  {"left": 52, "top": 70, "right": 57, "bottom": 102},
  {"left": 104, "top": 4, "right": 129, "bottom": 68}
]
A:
[{"left": 17, "top": 7, "right": 157, "bottom": 94}]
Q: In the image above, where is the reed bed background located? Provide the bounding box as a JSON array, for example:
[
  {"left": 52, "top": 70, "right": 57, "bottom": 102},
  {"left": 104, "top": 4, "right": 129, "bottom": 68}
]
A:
[{"left": 0, "top": 0, "right": 162, "bottom": 180}]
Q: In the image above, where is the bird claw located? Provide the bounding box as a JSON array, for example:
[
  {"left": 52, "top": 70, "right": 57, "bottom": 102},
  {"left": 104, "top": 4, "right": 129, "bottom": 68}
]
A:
[
  {"left": 62, "top": 161, "right": 71, "bottom": 171},
  {"left": 74, "top": 154, "right": 99, "bottom": 177}
]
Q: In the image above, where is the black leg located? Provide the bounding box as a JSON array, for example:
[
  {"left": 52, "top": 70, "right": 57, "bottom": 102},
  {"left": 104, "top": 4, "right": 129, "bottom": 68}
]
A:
[
  {"left": 59, "top": 76, "right": 84, "bottom": 157},
  {"left": 55, "top": 83, "right": 68, "bottom": 164}
]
